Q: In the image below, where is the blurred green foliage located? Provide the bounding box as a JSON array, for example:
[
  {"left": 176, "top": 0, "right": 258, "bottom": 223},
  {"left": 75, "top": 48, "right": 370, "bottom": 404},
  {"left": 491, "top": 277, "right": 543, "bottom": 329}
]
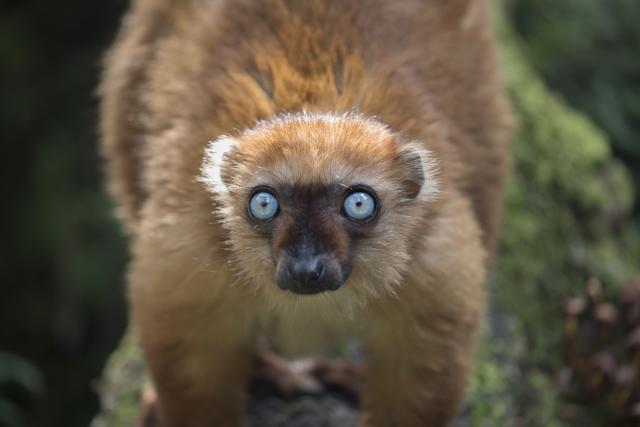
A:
[
  {"left": 0, "top": 352, "right": 44, "bottom": 427},
  {"left": 0, "top": 1, "right": 127, "bottom": 426},
  {"left": 508, "top": 0, "right": 640, "bottom": 217}
]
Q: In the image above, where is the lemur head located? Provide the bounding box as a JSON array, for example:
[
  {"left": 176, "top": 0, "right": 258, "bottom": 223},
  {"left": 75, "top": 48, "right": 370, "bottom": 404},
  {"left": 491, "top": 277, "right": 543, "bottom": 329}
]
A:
[{"left": 200, "top": 112, "right": 438, "bottom": 306}]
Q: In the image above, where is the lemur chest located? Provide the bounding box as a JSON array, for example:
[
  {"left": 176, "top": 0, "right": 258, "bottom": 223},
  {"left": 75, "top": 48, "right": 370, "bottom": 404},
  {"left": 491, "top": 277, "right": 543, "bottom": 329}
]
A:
[{"left": 254, "top": 298, "right": 361, "bottom": 358}]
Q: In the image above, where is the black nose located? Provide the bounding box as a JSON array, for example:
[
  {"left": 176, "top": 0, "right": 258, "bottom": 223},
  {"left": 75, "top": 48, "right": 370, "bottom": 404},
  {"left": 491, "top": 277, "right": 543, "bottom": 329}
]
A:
[
  {"left": 287, "top": 257, "right": 325, "bottom": 285},
  {"left": 277, "top": 256, "right": 342, "bottom": 295}
]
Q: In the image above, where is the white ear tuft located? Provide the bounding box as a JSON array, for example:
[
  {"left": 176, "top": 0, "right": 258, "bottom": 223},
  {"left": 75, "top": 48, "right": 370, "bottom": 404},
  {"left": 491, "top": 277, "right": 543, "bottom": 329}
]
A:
[
  {"left": 199, "top": 136, "right": 238, "bottom": 194},
  {"left": 397, "top": 142, "right": 440, "bottom": 202}
]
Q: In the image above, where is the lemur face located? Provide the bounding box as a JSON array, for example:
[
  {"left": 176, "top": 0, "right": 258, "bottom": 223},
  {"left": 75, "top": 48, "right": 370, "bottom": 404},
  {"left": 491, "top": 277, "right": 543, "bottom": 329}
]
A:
[
  {"left": 200, "top": 112, "right": 438, "bottom": 302},
  {"left": 246, "top": 182, "right": 380, "bottom": 294}
]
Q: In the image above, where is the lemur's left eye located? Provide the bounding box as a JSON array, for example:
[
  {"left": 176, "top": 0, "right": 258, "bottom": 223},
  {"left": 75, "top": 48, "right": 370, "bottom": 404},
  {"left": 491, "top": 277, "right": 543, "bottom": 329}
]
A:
[
  {"left": 249, "top": 191, "right": 279, "bottom": 220},
  {"left": 343, "top": 191, "right": 376, "bottom": 221}
]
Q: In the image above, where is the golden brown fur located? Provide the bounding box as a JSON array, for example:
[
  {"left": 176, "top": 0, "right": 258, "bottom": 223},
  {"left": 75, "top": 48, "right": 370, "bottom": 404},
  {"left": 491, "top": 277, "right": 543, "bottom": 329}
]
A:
[{"left": 100, "top": 0, "right": 511, "bottom": 426}]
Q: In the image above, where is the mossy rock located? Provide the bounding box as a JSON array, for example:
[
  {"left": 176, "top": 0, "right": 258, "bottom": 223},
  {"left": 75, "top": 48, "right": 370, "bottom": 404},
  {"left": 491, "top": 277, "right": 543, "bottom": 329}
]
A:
[
  {"left": 92, "top": 5, "right": 640, "bottom": 427},
  {"left": 463, "top": 7, "right": 639, "bottom": 427},
  {"left": 91, "top": 332, "right": 147, "bottom": 427}
]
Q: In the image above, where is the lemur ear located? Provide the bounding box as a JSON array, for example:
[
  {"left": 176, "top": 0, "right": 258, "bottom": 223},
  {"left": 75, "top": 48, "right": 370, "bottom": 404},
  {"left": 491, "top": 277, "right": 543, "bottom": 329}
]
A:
[
  {"left": 199, "top": 136, "right": 238, "bottom": 194},
  {"left": 396, "top": 142, "right": 438, "bottom": 201}
]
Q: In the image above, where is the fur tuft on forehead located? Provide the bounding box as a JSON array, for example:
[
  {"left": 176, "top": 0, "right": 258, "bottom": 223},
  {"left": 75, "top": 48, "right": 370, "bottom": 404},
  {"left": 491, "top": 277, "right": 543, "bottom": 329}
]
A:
[{"left": 199, "top": 111, "right": 439, "bottom": 203}]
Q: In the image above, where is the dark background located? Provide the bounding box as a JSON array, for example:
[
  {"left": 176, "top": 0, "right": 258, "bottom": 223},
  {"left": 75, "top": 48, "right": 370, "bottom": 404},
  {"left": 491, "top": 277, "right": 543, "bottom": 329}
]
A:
[
  {"left": 0, "top": 0, "right": 638, "bottom": 426},
  {"left": 1, "top": 1, "right": 128, "bottom": 426}
]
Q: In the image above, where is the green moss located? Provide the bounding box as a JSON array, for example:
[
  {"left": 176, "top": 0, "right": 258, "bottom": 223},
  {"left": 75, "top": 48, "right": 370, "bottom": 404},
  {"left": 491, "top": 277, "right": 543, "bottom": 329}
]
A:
[
  {"left": 90, "top": 331, "right": 148, "bottom": 427},
  {"left": 498, "top": 0, "right": 638, "bottom": 375},
  {"left": 467, "top": 5, "right": 640, "bottom": 427},
  {"left": 466, "top": 328, "right": 517, "bottom": 427}
]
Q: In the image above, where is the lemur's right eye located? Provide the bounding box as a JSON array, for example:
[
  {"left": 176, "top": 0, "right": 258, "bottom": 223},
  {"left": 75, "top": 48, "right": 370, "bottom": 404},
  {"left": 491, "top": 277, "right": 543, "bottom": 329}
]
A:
[{"left": 249, "top": 191, "right": 279, "bottom": 220}]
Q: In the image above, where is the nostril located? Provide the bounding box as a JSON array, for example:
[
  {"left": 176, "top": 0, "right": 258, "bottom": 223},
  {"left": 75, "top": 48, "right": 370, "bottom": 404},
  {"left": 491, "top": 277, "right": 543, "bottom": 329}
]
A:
[
  {"left": 286, "top": 265, "right": 296, "bottom": 280},
  {"left": 311, "top": 263, "right": 324, "bottom": 281}
]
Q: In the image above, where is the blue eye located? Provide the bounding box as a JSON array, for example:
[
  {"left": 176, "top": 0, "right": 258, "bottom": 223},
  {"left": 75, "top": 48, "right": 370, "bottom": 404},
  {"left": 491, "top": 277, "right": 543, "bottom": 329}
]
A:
[
  {"left": 343, "top": 191, "right": 376, "bottom": 221},
  {"left": 249, "top": 191, "right": 279, "bottom": 220}
]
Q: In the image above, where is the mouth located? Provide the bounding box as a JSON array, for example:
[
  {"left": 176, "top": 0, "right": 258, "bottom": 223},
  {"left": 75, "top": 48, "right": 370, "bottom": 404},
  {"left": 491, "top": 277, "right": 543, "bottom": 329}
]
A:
[{"left": 280, "top": 284, "right": 341, "bottom": 295}]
